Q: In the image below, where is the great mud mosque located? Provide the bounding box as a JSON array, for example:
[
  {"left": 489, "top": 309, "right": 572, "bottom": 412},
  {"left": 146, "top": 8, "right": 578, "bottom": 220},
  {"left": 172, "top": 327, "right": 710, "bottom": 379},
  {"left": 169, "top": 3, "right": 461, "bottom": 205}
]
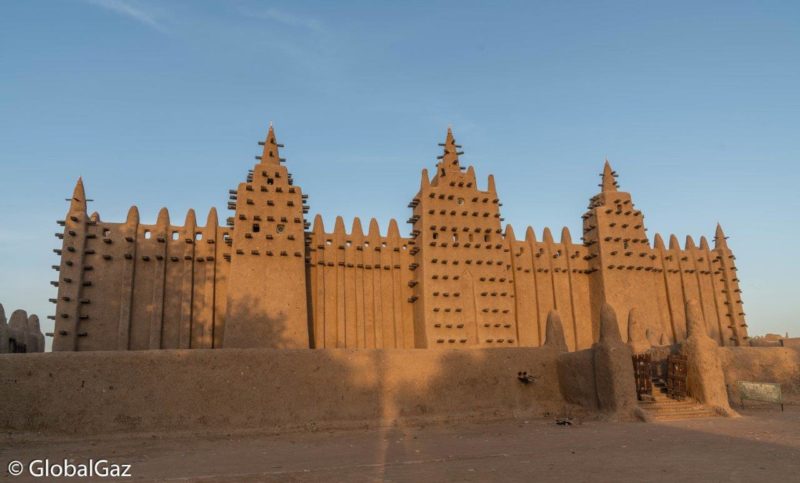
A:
[{"left": 49, "top": 126, "right": 748, "bottom": 352}]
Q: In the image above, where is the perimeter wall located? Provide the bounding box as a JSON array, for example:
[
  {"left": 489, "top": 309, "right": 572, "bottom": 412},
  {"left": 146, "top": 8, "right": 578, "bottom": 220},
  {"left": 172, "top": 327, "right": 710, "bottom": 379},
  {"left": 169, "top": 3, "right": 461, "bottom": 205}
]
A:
[{"left": 1, "top": 347, "right": 571, "bottom": 435}]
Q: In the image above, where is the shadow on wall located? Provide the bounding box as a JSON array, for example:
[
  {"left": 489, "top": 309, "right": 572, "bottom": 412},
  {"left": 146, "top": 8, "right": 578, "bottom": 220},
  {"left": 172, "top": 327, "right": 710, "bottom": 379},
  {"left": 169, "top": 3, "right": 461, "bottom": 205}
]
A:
[
  {"left": 354, "top": 306, "right": 633, "bottom": 437},
  {"left": 221, "top": 293, "right": 295, "bottom": 349},
  {"left": 555, "top": 304, "right": 638, "bottom": 420},
  {"left": 326, "top": 346, "right": 574, "bottom": 482},
  {"left": 0, "top": 345, "right": 579, "bottom": 435},
  {"left": 1, "top": 303, "right": 646, "bottom": 436}
]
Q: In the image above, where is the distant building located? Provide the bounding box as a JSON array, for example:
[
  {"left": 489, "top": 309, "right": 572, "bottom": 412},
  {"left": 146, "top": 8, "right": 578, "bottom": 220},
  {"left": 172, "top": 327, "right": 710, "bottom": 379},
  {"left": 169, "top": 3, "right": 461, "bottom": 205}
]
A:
[
  {"left": 50, "top": 127, "right": 748, "bottom": 351},
  {"left": 0, "top": 304, "right": 44, "bottom": 353}
]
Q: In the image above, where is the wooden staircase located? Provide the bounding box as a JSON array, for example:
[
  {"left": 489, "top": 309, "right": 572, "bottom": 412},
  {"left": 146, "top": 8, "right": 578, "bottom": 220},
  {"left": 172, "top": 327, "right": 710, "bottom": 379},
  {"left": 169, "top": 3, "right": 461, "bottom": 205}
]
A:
[{"left": 638, "top": 377, "right": 718, "bottom": 421}]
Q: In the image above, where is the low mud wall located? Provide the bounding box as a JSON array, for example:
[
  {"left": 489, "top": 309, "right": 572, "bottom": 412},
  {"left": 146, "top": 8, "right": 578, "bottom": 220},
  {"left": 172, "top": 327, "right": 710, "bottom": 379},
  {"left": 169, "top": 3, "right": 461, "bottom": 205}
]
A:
[
  {"left": 720, "top": 346, "right": 800, "bottom": 403},
  {"left": 0, "top": 347, "right": 573, "bottom": 435},
  {"left": 557, "top": 349, "right": 598, "bottom": 411}
]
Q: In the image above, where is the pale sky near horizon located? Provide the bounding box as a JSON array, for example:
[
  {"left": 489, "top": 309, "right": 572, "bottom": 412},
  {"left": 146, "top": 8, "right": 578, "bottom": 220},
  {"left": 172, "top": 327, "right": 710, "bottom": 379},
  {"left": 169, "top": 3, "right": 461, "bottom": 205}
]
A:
[{"left": 1, "top": 0, "right": 798, "bottom": 347}]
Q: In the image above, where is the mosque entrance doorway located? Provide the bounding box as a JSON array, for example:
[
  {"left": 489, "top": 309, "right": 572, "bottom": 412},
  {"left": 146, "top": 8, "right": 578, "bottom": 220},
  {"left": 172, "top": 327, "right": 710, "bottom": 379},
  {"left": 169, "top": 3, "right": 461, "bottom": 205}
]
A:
[
  {"left": 666, "top": 354, "right": 688, "bottom": 400},
  {"left": 632, "top": 353, "right": 653, "bottom": 400},
  {"left": 634, "top": 350, "right": 689, "bottom": 402}
]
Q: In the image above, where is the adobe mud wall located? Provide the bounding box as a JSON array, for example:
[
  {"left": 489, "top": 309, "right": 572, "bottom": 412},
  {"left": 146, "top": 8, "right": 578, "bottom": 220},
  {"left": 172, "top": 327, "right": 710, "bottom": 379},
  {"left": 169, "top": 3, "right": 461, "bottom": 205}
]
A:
[
  {"left": 51, "top": 127, "right": 749, "bottom": 352},
  {"left": 307, "top": 216, "right": 416, "bottom": 349},
  {"left": 0, "top": 347, "right": 574, "bottom": 436},
  {"left": 557, "top": 349, "right": 598, "bottom": 410},
  {"left": 720, "top": 346, "right": 800, "bottom": 402}
]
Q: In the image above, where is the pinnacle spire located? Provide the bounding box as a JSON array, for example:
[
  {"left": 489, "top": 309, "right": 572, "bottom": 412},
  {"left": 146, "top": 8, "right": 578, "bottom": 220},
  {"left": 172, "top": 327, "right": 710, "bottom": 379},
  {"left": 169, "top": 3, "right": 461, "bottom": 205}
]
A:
[
  {"left": 258, "top": 123, "right": 282, "bottom": 165},
  {"left": 70, "top": 177, "right": 87, "bottom": 213},
  {"left": 438, "top": 126, "right": 461, "bottom": 168},
  {"left": 312, "top": 214, "right": 325, "bottom": 234},
  {"left": 351, "top": 217, "right": 364, "bottom": 238},
  {"left": 183, "top": 208, "right": 196, "bottom": 229},
  {"left": 714, "top": 223, "right": 728, "bottom": 249},
  {"left": 368, "top": 218, "right": 381, "bottom": 238},
  {"left": 654, "top": 233, "right": 666, "bottom": 250},
  {"left": 126, "top": 205, "right": 140, "bottom": 225},
  {"left": 601, "top": 159, "right": 618, "bottom": 192},
  {"left": 206, "top": 207, "right": 218, "bottom": 227},
  {"left": 156, "top": 207, "right": 170, "bottom": 227},
  {"left": 544, "top": 310, "right": 568, "bottom": 352},
  {"left": 560, "top": 226, "right": 572, "bottom": 244},
  {"left": 388, "top": 219, "right": 400, "bottom": 239},
  {"left": 420, "top": 168, "right": 430, "bottom": 191}
]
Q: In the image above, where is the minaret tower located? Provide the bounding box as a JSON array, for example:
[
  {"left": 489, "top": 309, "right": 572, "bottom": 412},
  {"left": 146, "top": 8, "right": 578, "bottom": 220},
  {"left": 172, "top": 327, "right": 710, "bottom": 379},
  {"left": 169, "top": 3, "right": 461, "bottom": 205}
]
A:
[
  {"left": 713, "top": 223, "right": 748, "bottom": 345},
  {"left": 408, "top": 128, "right": 517, "bottom": 347},
  {"left": 582, "top": 160, "right": 665, "bottom": 337},
  {"left": 52, "top": 179, "right": 90, "bottom": 351},
  {"left": 223, "top": 125, "right": 310, "bottom": 348}
]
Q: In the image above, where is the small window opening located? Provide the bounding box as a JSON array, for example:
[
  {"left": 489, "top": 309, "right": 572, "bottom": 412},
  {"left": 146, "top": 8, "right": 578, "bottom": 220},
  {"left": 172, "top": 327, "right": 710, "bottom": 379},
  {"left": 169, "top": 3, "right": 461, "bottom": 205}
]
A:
[
  {"left": 144, "top": 230, "right": 151, "bottom": 239},
  {"left": 484, "top": 234, "right": 490, "bottom": 242},
  {"left": 433, "top": 232, "right": 439, "bottom": 240},
  {"left": 267, "top": 178, "right": 274, "bottom": 185},
  {"left": 253, "top": 223, "right": 261, "bottom": 233},
  {"left": 171, "top": 231, "right": 179, "bottom": 240},
  {"left": 195, "top": 232, "right": 203, "bottom": 240},
  {"left": 103, "top": 228, "right": 111, "bottom": 238},
  {"left": 452, "top": 234, "right": 458, "bottom": 242},
  {"left": 457, "top": 198, "right": 464, "bottom": 205},
  {"left": 276, "top": 224, "right": 285, "bottom": 233}
]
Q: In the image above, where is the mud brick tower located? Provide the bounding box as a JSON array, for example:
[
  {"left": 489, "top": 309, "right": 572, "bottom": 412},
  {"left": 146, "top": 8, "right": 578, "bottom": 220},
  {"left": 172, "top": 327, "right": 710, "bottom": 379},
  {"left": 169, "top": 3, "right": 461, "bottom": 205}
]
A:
[
  {"left": 224, "top": 126, "right": 310, "bottom": 348},
  {"left": 409, "top": 129, "right": 516, "bottom": 347}
]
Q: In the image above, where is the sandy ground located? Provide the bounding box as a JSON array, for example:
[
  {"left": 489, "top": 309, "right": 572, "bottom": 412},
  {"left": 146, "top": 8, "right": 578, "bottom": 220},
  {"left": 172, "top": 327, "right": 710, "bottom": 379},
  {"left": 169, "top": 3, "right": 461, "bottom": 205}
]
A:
[{"left": 2, "top": 405, "right": 798, "bottom": 482}]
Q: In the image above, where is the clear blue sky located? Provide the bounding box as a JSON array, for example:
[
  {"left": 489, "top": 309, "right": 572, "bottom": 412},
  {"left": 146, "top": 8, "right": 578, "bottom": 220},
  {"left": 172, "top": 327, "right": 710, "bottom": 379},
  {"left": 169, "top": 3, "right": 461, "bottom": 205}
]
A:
[{"left": 1, "top": 0, "right": 798, "bottom": 345}]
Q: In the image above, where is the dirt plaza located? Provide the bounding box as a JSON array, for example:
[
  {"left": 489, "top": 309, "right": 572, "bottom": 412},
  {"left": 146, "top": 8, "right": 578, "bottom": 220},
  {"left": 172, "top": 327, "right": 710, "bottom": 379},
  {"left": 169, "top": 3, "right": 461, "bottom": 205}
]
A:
[{"left": 2, "top": 406, "right": 796, "bottom": 482}]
